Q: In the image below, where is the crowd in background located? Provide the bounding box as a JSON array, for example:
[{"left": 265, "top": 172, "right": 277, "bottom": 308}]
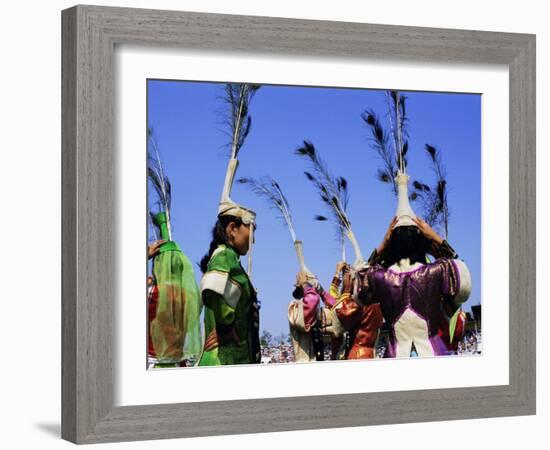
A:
[
  {"left": 259, "top": 329, "right": 483, "bottom": 363},
  {"left": 455, "top": 330, "right": 482, "bottom": 355},
  {"left": 260, "top": 343, "right": 294, "bottom": 364},
  {"left": 148, "top": 329, "right": 482, "bottom": 368}
]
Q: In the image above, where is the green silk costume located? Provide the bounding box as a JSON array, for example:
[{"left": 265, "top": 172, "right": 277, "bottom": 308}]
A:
[
  {"left": 198, "top": 245, "right": 261, "bottom": 366},
  {"left": 150, "top": 212, "right": 202, "bottom": 366}
]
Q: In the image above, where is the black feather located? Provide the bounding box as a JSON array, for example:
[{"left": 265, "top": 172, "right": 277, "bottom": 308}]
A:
[
  {"left": 337, "top": 176, "right": 348, "bottom": 191},
  {"left": 238, "top": 176, "right": 297, "bottom": 241},
  {"left": 437, "top": 180, "right": 447, "bottom": 200},
  {"left": 416, "top": 144, "right": 450, "bottom": 238},
  {"left": 147, "top": 129, "right": 173, "bottom": 238},
  {"left": 377, "top": 169, "right": 391, "bottom": 183},
  {"left": 425, "top": 144, "right": 437, "bottom": 160},
  {"left": 296, "top": 141, "right": 354, "bottom": 245},
  {"left": 295, "top": 140, "right": 316, "bottom": 158},
  {"left": 220, "top": 83, "right": 260, "bottom": 159},
  {"left": 362, "top": 108, "right": 397, "bottom": 195},
  {"left": 242, "top": 116, "right": 252, "bottom": 140}
]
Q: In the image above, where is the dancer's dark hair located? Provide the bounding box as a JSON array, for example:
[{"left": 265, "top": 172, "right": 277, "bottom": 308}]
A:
[
  {"left": 386, "top": 225, "right": 431, "bottom": 266},
  {"left": 200, "top": 215, "right": 243, "bottom": 273},
  {"left": 292, "top": 285, "right": 303, "bottom": 300}
]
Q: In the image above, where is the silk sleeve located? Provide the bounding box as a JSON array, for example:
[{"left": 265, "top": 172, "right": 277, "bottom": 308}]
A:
[
  {"left": 355, "top": 266, "right": 378, "bottom": 305},
  {"left": 329, "top": 275, "right": 341, "bottom": 299},
  {"left": 200, "top": 249, "right": 241, "bottom": 327},
  {"left": 321, "top": 289, "right": 337, "bottom": 308},
  {"left": 335, "top": 294, "right": 362, "bottom": 330},
  {"left": 439, "top": 258, "right": 472, "bottom": 308}
]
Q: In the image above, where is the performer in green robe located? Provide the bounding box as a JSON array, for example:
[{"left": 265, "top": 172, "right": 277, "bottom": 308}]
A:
[
  {"left": 199, "top": 239, "right": 260, "bottom": 366},
  {"left": 197, "top": 183, "right": 260, "bottom": 366},
  {"left": 149, "top": 212, "right": 202, "bottom": 367},
  {"left": 197, "top": 83, "right": 261, "bottom": 366},
  {"left": 147, "top": 128, "right": 202, "bottom": 367}
]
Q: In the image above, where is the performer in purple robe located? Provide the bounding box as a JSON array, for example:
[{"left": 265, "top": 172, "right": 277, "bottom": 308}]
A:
[{"left": 357, "top": 173, "right": 472, "bottom": 358}]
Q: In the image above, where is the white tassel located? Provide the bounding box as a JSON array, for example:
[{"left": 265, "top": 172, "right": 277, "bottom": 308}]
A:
[{"left": 247, "top": 225, "right": 254, "bottom": 279}]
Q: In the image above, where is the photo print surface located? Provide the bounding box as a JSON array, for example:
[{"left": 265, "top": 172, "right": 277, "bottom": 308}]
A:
[{"left": 146, "top": 80, "right": 481, "bottom": 369}]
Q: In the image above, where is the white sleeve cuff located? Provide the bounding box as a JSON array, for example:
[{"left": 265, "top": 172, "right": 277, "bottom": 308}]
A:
[
  {"left": 200, "top": 270, "right": 242, "bottom": 308},
  {"left": 453, "top": 259, "right": 472, "bottom": 305}
]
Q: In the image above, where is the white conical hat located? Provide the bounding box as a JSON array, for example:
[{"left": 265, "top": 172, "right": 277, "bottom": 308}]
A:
[
  {"left": 394, "top": 171, "right": 417, "bottom": 227},
  {"left": 293, "top": 240, "right": 320, "bottom": 288},
  {"left": 293, "top": 240, "right": 311, "bottom": 274},
  {"left": 345, "top": 229, "right": 367, "bottom": 270},
  {"left": 218, "top": 157, "right": 256, "bottom": 278},
  {"left": 218, "top": 158, "right": 256, "bottom": 225}
]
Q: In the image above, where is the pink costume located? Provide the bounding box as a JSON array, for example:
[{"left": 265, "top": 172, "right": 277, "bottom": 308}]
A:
[{"left": 288, "top": 285, "right": 337, "bottom": 362}]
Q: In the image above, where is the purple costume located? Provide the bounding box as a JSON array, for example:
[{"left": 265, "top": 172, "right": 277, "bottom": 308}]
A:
[{"left": 357, "top": 258, "right": 471, "bottom": 358}]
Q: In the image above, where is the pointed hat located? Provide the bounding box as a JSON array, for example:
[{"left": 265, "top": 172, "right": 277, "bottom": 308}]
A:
[
  {"left": 394, "top": 171, "right": 417, "bottom": 227},
  {"left": 218, "top": 157, "right": 256, "bottom": 226},
  {"left": 218, "top": 157, "right": 256, "bottom": 278}
]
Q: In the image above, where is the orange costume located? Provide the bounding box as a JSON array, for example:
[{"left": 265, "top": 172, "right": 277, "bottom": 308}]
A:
[{"left": 331, "top": 275, "right": 384, "bottom": 359}]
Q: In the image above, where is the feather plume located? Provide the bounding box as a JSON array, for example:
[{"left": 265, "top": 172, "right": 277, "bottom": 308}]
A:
[
  {"left": 387, "top": 90, "right": 409, "bottom": 173},
  {"left": 147, "top": 128, "right": 173, "bottom": 240},
  {"left": 362, "top": 91, "right": 410, "bottom": 195},
  {"left": 410, "top": 144, "right": 450, "bottom": 238},
  {"left": 237, "top": 176, "right": 297, "bottom": 242},
  {"left": 402, "top": 141, "right": 409, "bottom": 161},
  {"left": 336, "top": 176, "right": 350, "bottom": 211},
  {"left": 425, "top": 144, "right": 437, "bottom": 161},
  {"left": 296, "top": 141, "right": 361, "bottom": 261},
  {"left": 220, "top": 83, "right": 261, "bottom": 159},
  {"left": 377, "top": 169, "right": 392, "bottom": 184},
  {"left": 362, "top": 109, "right": 398, "bottom": 194},
  {"left": 413, "top": 180, "right": 430, "bottom": 192}
]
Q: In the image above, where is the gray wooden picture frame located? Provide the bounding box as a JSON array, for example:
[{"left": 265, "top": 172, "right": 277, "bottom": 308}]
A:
[{"left": 61, "top": 4, "right": 536, "bottom": 444}]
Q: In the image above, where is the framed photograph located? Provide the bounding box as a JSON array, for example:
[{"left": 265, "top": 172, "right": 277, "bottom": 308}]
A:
[{"left": 62, "top": 5, "right": 535, "bottom": 444}]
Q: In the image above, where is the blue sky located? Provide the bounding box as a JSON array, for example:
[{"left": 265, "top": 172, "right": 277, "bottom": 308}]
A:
[{"left": 147, "top": 80, "right": 481, "bottom": 338}]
